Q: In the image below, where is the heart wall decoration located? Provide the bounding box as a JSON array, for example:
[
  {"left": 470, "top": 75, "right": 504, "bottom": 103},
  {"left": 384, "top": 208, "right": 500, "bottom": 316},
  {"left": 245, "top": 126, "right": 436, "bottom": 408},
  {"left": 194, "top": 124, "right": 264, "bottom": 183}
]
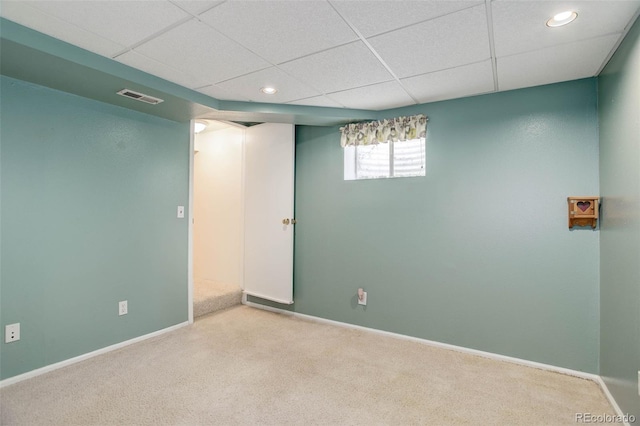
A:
[
  {"left": 567, "top": 197, "right": 599, "bottom": 229},
  {"left": 577, "top": 201, "right": 591, "bottom": 212}
]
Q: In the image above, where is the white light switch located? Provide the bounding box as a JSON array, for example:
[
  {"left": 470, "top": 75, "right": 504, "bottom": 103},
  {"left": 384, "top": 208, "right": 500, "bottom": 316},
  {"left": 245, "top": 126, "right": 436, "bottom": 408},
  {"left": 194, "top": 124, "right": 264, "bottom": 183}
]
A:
[{"left": 177, "top": 206, "right": 185, "bottom": 219}]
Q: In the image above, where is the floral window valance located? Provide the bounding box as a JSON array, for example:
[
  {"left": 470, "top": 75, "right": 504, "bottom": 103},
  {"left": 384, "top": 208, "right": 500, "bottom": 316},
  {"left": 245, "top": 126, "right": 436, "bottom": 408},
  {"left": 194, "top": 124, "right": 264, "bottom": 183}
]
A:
[{"left": 340, "top": 114, "right": 427, "bottom": 147}]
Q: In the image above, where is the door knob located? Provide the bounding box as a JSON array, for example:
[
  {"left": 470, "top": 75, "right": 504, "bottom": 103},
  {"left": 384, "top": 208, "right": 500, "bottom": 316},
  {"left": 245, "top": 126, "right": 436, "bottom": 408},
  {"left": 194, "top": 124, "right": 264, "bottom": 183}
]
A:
[{"left": 282, "top": 218, "right": 290, "bottom": 225}]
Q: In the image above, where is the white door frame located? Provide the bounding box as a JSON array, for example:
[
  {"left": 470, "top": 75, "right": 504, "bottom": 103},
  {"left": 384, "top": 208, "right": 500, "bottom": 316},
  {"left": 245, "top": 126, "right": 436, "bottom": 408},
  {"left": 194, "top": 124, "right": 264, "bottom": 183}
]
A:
[{"left": 187, "top": 121, "right": 195, "bottom": 324}]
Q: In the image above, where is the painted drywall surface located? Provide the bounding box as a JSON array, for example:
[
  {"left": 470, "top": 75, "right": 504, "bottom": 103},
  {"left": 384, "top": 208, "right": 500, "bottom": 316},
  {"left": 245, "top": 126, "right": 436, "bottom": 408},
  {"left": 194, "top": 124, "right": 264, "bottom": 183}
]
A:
[
  {"left": 289, "top": 79, "right": 600, "bottom": 373},
  {"left": 193, "top": 127, "right": 244, "bottom": 287},
  {"left": 598, "top": 16, "right": 640, "bottom": 419},
  {"left": 0, "top": 76, "right": 190, "bottom": 380}
]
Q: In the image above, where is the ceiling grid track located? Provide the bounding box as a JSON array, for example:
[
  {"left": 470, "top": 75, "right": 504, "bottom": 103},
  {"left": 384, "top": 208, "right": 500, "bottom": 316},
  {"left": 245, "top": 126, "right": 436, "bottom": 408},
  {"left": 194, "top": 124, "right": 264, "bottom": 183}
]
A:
[
  {"left": 168, "top": 0, "right": 227, "bottom": 19},
  {"left": 183, "top": 5, "right": 344, "bottom": 105},
  {"left": 327, "top": 0, "right": 420, "bottom": 106},
  {"left": 501, "top": 31, "right": 626, "bottom": 60},
  {"left": 595, "top": 8, "right": 640, "bottom": 75},
  {"left": 113, "top": 1, "right": 229, "bottom": 59},
  {"left": 270, "top": 40, "right": 361, "bottom": 107},
  {"left": 111, "top": 15, "right": 194, "bottom": 59},
  {"left": 484, "top": 0, "right": 499, "bottom": 93}
]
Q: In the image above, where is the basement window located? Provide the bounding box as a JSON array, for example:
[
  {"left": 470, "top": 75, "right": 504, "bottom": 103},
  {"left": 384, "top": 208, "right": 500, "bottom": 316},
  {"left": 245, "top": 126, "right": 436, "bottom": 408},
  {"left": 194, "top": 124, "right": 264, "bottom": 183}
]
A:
[
  {"left": 344, "top": 138, "right": 425, "bottom": 180},
  {"left": 341, "top": 114, "right": 427, "bottom": 180}
]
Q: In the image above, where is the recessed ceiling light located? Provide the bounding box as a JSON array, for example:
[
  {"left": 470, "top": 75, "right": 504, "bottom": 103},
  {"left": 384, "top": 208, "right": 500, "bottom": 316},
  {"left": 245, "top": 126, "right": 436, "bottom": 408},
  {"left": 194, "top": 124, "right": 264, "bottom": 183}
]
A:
[
  {"left": 546, "top": 10, "right": 577, "bottom": 27},
  {"left": 260, "top": 87, "right": 278, "bottom": 95}
]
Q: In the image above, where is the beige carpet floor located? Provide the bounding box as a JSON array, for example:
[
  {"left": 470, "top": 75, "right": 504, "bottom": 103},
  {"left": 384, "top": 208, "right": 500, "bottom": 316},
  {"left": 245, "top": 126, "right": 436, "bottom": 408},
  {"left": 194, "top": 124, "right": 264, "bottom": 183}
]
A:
[
  {"left": 1, "top": 306, "right": 614, "bottom": 425},
  {"left": 193, "top": 279, "right": 242, "bottom": 318}
]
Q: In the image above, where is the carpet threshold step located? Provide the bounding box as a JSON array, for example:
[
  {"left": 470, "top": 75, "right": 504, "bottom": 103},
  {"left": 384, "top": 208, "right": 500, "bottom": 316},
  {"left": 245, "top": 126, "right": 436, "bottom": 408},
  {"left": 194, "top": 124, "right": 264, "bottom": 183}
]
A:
[{"left": 194, "top": 281, "right": 242, "bottom": 318}]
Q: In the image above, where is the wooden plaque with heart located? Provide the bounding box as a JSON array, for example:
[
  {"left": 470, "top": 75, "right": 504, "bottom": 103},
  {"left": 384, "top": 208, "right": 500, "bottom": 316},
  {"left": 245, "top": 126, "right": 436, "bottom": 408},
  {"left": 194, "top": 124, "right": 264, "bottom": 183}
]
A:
[{"left": 567, "top": 196, "right": 599, "bottom": 229}]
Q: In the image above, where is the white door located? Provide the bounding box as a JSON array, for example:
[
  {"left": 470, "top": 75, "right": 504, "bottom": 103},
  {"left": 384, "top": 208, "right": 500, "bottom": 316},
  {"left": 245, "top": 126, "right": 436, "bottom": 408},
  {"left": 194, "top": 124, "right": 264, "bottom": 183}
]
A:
[{"left": 243, "top": 123, "right": 295, "bottom": 304}]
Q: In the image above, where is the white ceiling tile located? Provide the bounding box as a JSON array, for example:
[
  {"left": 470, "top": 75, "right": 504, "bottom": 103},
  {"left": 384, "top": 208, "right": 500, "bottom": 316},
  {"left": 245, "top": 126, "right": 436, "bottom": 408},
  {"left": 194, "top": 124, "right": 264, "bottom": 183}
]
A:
[
  {"left": 497, "top": 34, "right": 621, "bottom": 92},
  {"left": 216, "top": 67, "right": 321, "bottom": 103},
  {"left": 401, "top": 60, "right": 495, "bottom": 103},
  {"left": 492, "top": 1, "right": 640, "bottom": 57},
  {"left": 115, "top": 51, "right": 209, "bottom": 89},
  {"left": 286, "top": 96, "right": 345, "bottom": 108},
  {"left": 4, "top": 0, "right": 638, "bottom": 111},
  {"left": 368, "top": 4, "right": 491, "bottom": 79},
  {"left": 332, "top": 0, "right": 482, "bottom": 38},
  {"left": 135, "top": 20, "right": 271, "bottom": 84},
  {"left": 197, "top": 85, "right": 251, "bottom": 102},
  {"left": 23, "top": 1, "right": 191, "bottom": 48},
  {"left": 279, "top": 41, "right": 394, "bottom": 94},
  {"left": 198, "top": 1, "right": 358, "bottom": 64},
  {"left": 327, "top": 81, "right": 416, "bottom": 110},
  {"left": 169, "top": 0, "right": 223, "bottom": 16},
  {"left": 0, "top": 1, "right": 125, "bottom": 57}
]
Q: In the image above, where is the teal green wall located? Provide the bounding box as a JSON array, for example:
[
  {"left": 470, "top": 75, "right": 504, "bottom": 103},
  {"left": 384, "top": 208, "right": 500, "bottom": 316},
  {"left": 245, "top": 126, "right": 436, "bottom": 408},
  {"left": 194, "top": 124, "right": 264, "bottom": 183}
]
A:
[
  {"left": 286, "top": 79, "right": 600, "bottom": 373},
  {"left": 0, "top": 76, "right": 190, "bottom": 380},
  {"left": 598, "top": 16, "right": 640, "bottom": 418}
]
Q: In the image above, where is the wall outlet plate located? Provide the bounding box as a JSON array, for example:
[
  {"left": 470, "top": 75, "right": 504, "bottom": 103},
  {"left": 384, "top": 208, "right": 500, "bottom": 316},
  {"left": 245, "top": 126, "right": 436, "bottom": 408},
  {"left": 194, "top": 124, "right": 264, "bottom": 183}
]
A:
[
  {"left": 5, "top": 323, "right": 20, "bottom": 343},
  {"left": 119, "top": 300, "right": 128, "bottom": 316},
  {"left": 358, "top": 291, "right": 367, "bottom": 306}
]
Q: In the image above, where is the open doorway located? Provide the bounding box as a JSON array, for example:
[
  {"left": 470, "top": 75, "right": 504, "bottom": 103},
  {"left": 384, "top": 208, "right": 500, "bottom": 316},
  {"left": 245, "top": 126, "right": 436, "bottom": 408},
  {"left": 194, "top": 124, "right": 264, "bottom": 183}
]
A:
[
  {"left": 192, "top": 121, "right": 245, "bottom": 319},
  {"left": 189, "top": 120, "right": 295, "bottom": 321}
]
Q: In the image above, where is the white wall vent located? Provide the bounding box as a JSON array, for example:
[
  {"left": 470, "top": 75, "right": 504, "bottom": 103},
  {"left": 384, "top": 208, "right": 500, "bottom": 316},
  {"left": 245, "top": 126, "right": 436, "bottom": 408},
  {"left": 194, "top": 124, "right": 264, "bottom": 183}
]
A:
[{"left": 116, "top": 89, "right": 164, "bottom": 105}]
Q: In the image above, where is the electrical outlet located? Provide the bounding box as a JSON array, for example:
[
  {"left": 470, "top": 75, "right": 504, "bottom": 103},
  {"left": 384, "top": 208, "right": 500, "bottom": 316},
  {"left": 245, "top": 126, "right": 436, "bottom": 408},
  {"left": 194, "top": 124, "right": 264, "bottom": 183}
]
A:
[
  {"left": 119, "top": 300, "right": 128, "bottom": 316},
  {"left": 177, "top": 206, "right": 185, "bottom": 219},
  {"left": 358, "top": 291, "right": 367, "bottom": 306},
  {"left": 5, "top": 323, "right": 20, "bottom": 343}
]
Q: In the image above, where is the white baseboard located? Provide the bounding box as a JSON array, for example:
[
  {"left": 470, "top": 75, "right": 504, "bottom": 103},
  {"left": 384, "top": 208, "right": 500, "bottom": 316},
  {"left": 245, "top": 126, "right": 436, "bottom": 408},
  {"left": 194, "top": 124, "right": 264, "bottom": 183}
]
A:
[
  {"left": 243, "top": 300, "right": 599, "bottom": 382},
  {"left": 0, "top": 321, "right": 189, "bottom": 388},
  {"left": 245, "top": 300, "right": 636, "bottom": 417},
  {"left": 595, "top": 376, "right": 632, "bottom": 426},
  {"left": 4, "top": 301, "right": 627, "bottom": 423}
]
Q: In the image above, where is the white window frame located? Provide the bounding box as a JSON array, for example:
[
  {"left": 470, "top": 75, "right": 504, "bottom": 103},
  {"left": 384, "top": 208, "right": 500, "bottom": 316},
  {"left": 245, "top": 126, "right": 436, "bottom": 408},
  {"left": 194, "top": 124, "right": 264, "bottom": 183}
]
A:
[{"left": 344, "top": 137, "right": 426, "bottom": 181}]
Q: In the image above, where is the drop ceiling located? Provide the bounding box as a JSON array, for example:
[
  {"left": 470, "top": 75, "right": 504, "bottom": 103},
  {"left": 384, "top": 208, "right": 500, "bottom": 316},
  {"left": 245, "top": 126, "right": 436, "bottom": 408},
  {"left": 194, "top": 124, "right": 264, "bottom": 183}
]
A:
[{"left": 1, "top": 0, "right": 639, "bottom": 113}]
